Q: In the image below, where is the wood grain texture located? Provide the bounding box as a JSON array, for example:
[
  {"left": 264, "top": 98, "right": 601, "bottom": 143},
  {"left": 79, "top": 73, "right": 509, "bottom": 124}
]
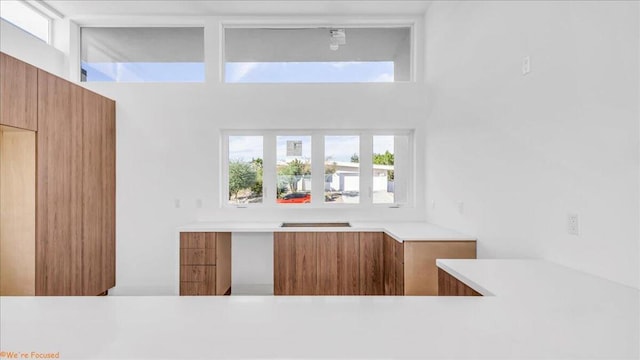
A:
[
  {"left": 36, "top": 71, "right": 83, "bottom": 296},
  {"left": 336, "top": 232, "right": 359, "bottom": 295},
  {"left": 437, "top": 268, "right": 481, "bottom": 296},
  {"left": 215, "top": 232, "right": 231, "bottom": 295},
  {"left": 359, "top": 232, "right": 384, "bottom": 295},
  {"left": 0, "top": 53, "right": 37, "bottom": 131},
  {"left": 394, "top": 239, "right": 404, "bottom": 295},
  {"left": 180, "top": 264, "right": 216, "bottom": 295},
  {"left": 274, "top": 232, "right": 296, "bottom": 295},
  {"left": 294, "top": 232, "right": 316, "bottom": 295},
  {"left": 383, "top": 233, "right": 396, "bottom": 296},
  {"left": 0, "top": 128, "right": 36, "bottom": 295},
  {"left": 180, "top": 248, "right": 216, "bottom": 265},
  {"left": 404, "top": 241, "right": 476, "bottom": 296},
  {"left": 82, "top": 88, "right": 116, "bottom": 295},
  {"left": 316, "top": 232, "right": 338, "bottom": 295}
]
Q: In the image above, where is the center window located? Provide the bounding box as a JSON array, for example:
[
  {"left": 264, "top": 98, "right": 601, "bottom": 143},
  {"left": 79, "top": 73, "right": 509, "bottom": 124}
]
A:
[
  {"left": 276, "top": 136, "right": 312, "bottom": 204},
  {"left": 223, "top": 131, "right": 413, "bottom": 207}
]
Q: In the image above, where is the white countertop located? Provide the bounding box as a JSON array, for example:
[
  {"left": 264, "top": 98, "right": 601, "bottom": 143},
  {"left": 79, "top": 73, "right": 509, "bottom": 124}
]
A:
[
  {"left": 177, "top": 221, "right": 477, "bottom": 242},
  {"left": 1, "top": 259, "right": 637, "bottom": 359}
]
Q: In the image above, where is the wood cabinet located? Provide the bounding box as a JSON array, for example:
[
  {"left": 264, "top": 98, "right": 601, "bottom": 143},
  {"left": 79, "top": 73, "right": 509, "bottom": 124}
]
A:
[
  {"left": 275, "top": 231, "right": 383, "bottom": 296},
  {"left": 404, "top": 241, "right": 476, "bottom": 296},
  {"left": 359, "top": 232, "right": 384, "bottom": 295},
  {"left": 317, "top": 232, "right": 359, "bottom": 295},
  {"left": 179, "top": 232, "right": 231, "bottom": 296},
  {"left": 0, "top": 53, "right": 37, "bottom": 131},
  {"left": 274, "top": 231, "right": 477, "bottom": 296},
  {"left": 0, "top": 53, "right": 116, "bottom": 296},
  {"left": 437, "top": 268, "right": 481, "bottom": 296}
]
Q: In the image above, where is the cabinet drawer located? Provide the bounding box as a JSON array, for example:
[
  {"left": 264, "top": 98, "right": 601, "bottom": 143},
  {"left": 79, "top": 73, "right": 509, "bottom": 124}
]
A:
[
  {"left": 181, "top": 248, "right": 216, "bottom": 265},
  {"left": 180, "top": 232, "right": 216, "bottom": 249},
  {"left": 180, "top": 265, "right": 215, "bottom": 282},
  {"left": 180, "top": 281, "right": 215, "bottom": 296}
]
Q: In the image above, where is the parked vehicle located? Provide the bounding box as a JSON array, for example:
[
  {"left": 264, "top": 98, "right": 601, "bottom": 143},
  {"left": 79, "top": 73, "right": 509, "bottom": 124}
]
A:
[{"left": 277, "top": 192, "right": 311, "bottom": 204}]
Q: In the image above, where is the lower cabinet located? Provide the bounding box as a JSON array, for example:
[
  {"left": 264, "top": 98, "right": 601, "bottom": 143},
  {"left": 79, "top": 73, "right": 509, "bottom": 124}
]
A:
[
  {"left": 404, "top": 241, "right": 476, "bottom": 296},
  {"left": 437, "top": 268, "right": 481, "bottom": 296},
  {"left": 274, "top": 232, "right": 386, "bottom": 296},
  {"left": 274, "top": 232, "right": 477, "bottom": 296},
  {"left": 179, "top": 232, "right": 231, "bottom": 296}
]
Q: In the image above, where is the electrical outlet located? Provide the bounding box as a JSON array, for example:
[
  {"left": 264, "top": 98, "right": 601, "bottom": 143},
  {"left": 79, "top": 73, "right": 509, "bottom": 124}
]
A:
[
  {"left": 457, "top": 201, "right": 464, "bottom": 214},
  {"left": 196, "top": 199, "right": 203, "bottom": 208},
  {"left": 174, "top": 199, "right": 181, "bottom": 208},
  {"left": 567, "top": 213, "right": 579, "bottom": 235}
]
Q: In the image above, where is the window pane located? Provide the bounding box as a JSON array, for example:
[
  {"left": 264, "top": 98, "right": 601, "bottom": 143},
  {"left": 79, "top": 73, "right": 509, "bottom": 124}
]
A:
[
  {"left": 228, "top": 136, "right": 263, "bottom": 204},
  {"left": 325, "top": 136, "right": 359, "bottom": 204},
  {"left": 224, "top": 27, "right": 410, "bottom": 83},
  {"left": 373, "top": 136, "right": 395, "bottom": 204},
  {"left": 277, "top": 136, "right": 311, "bottom": 204},
  {"left": 81, "top": 27, "right": 204, "bottom": 82},
  {"left": 0, "top": 1, "right": 50, "bottom": 43},
  {"left": 226, "top": 62, "right": 393, "bottom": 83}
]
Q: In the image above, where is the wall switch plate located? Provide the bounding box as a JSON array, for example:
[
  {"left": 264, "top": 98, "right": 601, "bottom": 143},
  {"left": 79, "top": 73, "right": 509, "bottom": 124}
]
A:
[
  {"left": 522, "top": 56, "right": 531, "bottom": 75},
  {"left": 174, "top": 199, "right": 181, "bottom": 208},
  {"left": 196, "top": 199, "right": 203, "bottom": 208},
  {"left": 567, "top": 213, "right": 579, "bottom": 235},
  {"left": 457, "top": 201, "right": 464, "bottom": 214}
]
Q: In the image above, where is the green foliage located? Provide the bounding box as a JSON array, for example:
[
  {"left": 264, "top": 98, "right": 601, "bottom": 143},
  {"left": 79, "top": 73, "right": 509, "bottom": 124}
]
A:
[
  {"left": 250, "top": 158, "right": 263, "bottom": 196},
  {"left": 350, "top": 153, "right": 360, "bottom": 163},
  {"left": 373, "top": 150, "right": 394, "bottom": 180},
  {"left": 278, "top": 159, "right": 311, "bottom": 194},
  {"left": 228, "top": 160, "right": 257, "bottom": 202}
]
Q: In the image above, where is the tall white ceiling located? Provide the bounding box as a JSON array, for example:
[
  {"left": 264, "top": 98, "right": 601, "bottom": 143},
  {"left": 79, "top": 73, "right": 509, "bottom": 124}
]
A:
[{"left": 44, "top": 1, "right": 432, "bottom": 18}]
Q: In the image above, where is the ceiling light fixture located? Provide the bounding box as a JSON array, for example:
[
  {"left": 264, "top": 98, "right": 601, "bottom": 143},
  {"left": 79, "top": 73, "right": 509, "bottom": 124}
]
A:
[{"left": 329, "top": 29, "right": 346, "bottom": 51}]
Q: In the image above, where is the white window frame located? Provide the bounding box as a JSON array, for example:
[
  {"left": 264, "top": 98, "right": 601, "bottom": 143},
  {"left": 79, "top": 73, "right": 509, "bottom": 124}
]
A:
[
  {"left": 220, "top": 21, "right": 417, "bottom": 83},
  {"left": 221, "top": 129, "right": 414, "bottom": 209},
  {"left": 0, "top": 0, "right": 53, "bottom": 44}
]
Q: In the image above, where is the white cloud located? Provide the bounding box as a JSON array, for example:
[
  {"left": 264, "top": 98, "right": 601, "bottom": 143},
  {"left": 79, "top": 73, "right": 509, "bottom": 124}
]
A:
[
  {"left": 371, "top": 73, "right": 394, "bottom": 83},
  {"left": 226, "top": 62, "right": 259, "bottom": 82}
]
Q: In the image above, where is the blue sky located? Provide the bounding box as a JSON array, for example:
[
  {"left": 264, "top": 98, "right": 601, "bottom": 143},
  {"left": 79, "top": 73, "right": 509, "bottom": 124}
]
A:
[
  {"left": 82, "top": 61, "right": 394, "bottom": 83},
  {"left": 226, "top": 61, "right": 394, "bottom": 83}
]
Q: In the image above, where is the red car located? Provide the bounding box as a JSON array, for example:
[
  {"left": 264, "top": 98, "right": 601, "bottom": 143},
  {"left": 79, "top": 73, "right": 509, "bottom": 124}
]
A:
[{"left": 277, "top": 193, "right": 311, "bottom": 204}]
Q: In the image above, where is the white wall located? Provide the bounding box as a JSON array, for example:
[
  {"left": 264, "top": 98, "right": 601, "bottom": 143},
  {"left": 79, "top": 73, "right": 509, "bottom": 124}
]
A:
[
  {"left": 0, "top": 19, "right": 67, "bottom": 78},
  {"left": 74, "top": 17, "right": 428, "bottom": 295},
  {"left": 425, "top": 1, "right": 640, "bottom": 289}
]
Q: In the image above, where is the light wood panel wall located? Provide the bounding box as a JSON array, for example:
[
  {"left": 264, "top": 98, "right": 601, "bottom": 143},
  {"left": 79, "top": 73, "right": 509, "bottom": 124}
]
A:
[
  {"left": 404, "top": 241, "right": 476, "bottom": 296},
  {"left": 0, "top": 127, "right": 36, "bottom": 295},
  {"left": 36, "top": 71, "right": 84, "bottom": 296},
  {"left": 0, "top": 53, "right": 37, "bottom": 131},
  {"left": 82, "top": 89, "right": 116, "bottom": 295}
]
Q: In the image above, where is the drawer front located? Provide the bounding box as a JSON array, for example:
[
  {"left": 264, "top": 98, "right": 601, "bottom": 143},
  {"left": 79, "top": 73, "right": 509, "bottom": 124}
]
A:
[
  {"left": 180, "top": 281, "right": 215, "bottom": 296},
  {"left": 180, "top": 265, "right": 215, "bottom": 282},
  {"left": 181, "top": 248, "right": 216, "bottom": 265},
  {"left": 180, "top": 232, "right": 216, "bottom": 249}
]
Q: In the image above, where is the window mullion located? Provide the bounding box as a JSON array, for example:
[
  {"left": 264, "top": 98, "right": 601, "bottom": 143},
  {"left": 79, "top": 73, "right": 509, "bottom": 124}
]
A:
[
  {"left": 311, "top": 133, "right": 324, "bottom": 206},
  {"left": 360, "top": 134, "right": 373, "bottom": 206},
  {"left": 263, "top": 134, "right": 277, "bottom": 206}
]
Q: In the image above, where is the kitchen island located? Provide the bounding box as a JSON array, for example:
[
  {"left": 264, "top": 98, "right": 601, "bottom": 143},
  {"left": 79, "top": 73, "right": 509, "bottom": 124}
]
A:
[{"left": 1, "top": 259, "right": 637, "bottom": 359}]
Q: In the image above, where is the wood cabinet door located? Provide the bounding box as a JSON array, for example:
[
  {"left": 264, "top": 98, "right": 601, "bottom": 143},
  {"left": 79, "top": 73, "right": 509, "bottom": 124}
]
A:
[
  {"left": 359, "top": 232, "right": 384, "bottom": 295},
  {"left": 0, "top": 53, "right": 37, "bottom": 131},
  {"left": 36, "top": 71, "right": 83, "bottom": 295},
  {"left": 316, "top": 232, "right": 338, "bottom": 295},
  {"left": 274, "top": 232, "right": 317, "bottom": 295},
  {"left": 394, "top": 239, "right": 404, "bottom": 295},
  {"left": 336, "top": 232, "right": 359, "bottom": 295},
  {"left": 274, "top": 232, "right": 296, "bottom": 295},
  {"left": 383, "top": 234, "right": 397, "bottom": 295},
  {"left": 404, "top": 241, "right": 476, "bottom": 296},
  {"left": 81, "top": 88, "right": 116, "bottom": 296}
]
